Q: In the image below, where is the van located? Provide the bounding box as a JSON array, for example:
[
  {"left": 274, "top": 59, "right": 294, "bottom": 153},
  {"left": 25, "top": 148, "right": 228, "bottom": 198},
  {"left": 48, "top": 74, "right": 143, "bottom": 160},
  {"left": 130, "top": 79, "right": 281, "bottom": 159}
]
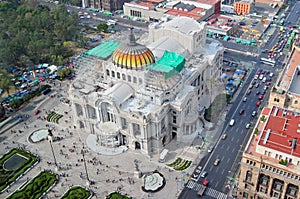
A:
[{"left": 229, "top": 119, "right": 235, "bottom": 126}]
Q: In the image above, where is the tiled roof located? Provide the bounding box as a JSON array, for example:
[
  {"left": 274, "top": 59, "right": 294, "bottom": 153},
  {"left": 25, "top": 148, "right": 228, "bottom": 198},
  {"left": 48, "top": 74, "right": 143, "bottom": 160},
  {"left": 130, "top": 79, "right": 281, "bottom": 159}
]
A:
[{"left": 258, "top": 106, "right": 300, "bottom": 158}]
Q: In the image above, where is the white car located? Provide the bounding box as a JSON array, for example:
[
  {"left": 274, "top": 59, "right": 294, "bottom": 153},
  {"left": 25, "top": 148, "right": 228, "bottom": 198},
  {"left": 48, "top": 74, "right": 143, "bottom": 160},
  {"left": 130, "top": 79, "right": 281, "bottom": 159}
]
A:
[
  {"left": 254, "top": 75, "right": 258, "bottom": 80},
  {"left": 269, "top": 72, "right": 274, "bottom": 77},
  {"left": 200, "top": 171, "right": 208, "bottom": 178},
  {"left": 259, "top": 74, "right": 264, "bottom": 80}
]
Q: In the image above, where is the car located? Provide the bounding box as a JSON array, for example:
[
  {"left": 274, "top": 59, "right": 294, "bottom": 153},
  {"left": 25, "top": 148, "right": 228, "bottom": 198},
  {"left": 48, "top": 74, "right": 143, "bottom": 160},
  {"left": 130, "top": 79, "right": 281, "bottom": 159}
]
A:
[
  {"left": 256, "top": 91, "right": 260, "bottom": 95},
  {"left": 266, "top": 82, "right": 271, "bottom": 86},
  {"left": 264, "top": 86, "right": 268, "bottom": 90},
  {"left": 200, "top": 171, "right": 208, "bottom": 178},
  {"left": 256, "top": 101, "right": 261, "bottom": 106},
  {"left": 259, "top": 94, "right": 263, "bottom": 100},
  {"left": 251, "top": 111, "right": 257, "bottom": 117},
  {"left": 249, "top": 84, "right": 253, "bottom": 89},
  {"left": 262, "top": 77, "right": 267, "bottom": 83},
  {"left": 221, "top": 134, "right": 227, "bottom": 140},
  {"left": 255, "top": 83, "right": 260, "bottom": 88},
  {"left": 246, "top": 123, "right": 251, "bottom": 129},
  {"left": 34, "top": 109, "right": 40, "bottom": 115},
  {"left": 254, "top": 75, "right": 258, "bottom": 80},
  {"left": 261, "top": 90, "right": 266, "bottom": 95},
  {"left": 214, "top": 158, "right": 220, "bottom": 166},
  {"left": 229, "top": 119, "right": 235, "bottom": 126},
  {"left": 247, "top": 90, "right": 252, "bottom": 95},
  {"left": 203, "top": 179, "right": 209, "bottom": 186},
  {"left": 208, "top": 146, "right": 214, "bottom": 153},
  {"left": 259, "top": 74, "right": 264, "bottom": 80},
  {"left": 243, "top": 97, "right": 247, "bottom": 102},
  {"left": 239, "top": 109, "right": 245, "bottom": 115}
]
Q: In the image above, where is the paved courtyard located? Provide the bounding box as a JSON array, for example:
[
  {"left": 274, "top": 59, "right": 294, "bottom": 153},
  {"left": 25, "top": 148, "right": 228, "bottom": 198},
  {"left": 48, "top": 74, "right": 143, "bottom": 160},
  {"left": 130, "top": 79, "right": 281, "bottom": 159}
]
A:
[{"left": 0, "top": 80, "right": 217, "bottom": 199}]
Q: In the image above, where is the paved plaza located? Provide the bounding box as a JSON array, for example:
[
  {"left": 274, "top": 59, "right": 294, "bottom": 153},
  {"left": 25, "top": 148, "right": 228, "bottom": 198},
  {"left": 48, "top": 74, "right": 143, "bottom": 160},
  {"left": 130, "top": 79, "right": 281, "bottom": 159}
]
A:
[{"left": 0, "top": 80, "right": 224, "bottom": 199}]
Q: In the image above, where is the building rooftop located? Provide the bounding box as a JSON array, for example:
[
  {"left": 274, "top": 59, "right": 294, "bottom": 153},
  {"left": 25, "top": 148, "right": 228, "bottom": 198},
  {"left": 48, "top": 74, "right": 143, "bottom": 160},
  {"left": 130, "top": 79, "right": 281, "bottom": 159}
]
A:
[
  {"left": 195, "top": 0, "right": 220, "bottom": 5},
  {"left": 257, "top": 106, "right": 300, "bottom": 158},
  {"left": 206, "top": 14, "right": 238, "bottom": 31},
  {"left": 165, "top": 7, "right": 205, "bottom": 21},
  {"left": 287, "top": 47, "right": 300, "bottom": 95},
  {"left": 279, "top": 47, "right": 300, "bottom": 91}
]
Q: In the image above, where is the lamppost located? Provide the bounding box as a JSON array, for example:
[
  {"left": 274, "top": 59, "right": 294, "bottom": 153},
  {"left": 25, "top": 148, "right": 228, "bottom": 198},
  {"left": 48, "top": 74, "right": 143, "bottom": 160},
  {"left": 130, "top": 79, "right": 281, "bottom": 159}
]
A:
[
  {"left": 47, "top": 128, "right": 59, "bottom": 171},
  {"left": 81, "top": 144, "right": 90, "bottom": 186}
]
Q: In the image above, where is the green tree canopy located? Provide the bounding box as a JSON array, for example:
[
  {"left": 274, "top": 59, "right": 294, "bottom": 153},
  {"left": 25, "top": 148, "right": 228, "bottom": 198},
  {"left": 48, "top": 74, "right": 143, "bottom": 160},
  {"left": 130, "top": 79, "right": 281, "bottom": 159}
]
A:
[{"left": 0, "top": 0, "right": 83, "bottom": 69}]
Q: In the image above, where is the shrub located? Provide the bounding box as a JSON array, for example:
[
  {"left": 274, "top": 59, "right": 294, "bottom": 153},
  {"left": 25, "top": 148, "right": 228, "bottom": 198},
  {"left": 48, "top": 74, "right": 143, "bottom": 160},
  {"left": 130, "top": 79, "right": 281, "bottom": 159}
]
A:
[
  {"left": 279, "top": 159, "right": 287, "bottom": 165},
  {"left": 254, "top": 128, "right": 258, "bottom": 135},
  {"left": 260, "top": 115, "right": 265, "bottom": 121}
]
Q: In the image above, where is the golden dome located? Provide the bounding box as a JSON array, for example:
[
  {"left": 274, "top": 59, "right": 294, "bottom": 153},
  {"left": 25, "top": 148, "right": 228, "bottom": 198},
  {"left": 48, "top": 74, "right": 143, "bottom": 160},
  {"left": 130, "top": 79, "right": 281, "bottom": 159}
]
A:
[{"left": 112, "top": 29, "right": 155, "bottom": 70}]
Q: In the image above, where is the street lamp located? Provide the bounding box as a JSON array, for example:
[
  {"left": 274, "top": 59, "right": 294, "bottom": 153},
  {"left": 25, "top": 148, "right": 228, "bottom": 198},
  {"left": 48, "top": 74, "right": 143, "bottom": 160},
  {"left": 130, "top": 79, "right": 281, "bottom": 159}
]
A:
[
  {"left": 81, "top": 144, "right": 90, "bottom": 186},
  {"left": 47, "top": 128, "right": 59, "bottom": 171}
]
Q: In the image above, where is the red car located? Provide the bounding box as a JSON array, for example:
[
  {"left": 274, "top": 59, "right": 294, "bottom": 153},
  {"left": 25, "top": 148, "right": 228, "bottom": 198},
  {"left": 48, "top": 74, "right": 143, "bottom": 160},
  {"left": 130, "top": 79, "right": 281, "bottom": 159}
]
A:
[
  {"left": 256, "top": 101, "right": 261, "bottom": 107},
  {"left": 266, "top": 82, "right": 271, "bottom": 86},
  {"left": 259, "top": 95, "right": 263, "bottom": 100},
  {"left": 34, "top": 109, "right": 40, "bottom": 115},
  {"left": 203, "top": 179, "right": 209, "bottom": 186}
]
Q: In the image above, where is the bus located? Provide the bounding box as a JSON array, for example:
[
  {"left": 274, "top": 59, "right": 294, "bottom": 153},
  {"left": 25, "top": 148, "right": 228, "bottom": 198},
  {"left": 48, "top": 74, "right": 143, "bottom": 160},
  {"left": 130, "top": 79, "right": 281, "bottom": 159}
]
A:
[{"left": 260, "top": 58, "right": 276, "bottom": 67}]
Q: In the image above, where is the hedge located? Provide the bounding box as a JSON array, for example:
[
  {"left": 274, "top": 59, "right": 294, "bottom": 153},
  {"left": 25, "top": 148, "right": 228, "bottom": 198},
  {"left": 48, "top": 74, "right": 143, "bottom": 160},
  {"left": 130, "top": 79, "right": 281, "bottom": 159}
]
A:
[
  {"left": 61, "top": 186, "right": 91, "bottom": 199},
  {"left": 0, "top": 148, "right": 39, "bottom": 192},
  {"left": 7, "top": 171, "right": 57, "bottom": 199}
]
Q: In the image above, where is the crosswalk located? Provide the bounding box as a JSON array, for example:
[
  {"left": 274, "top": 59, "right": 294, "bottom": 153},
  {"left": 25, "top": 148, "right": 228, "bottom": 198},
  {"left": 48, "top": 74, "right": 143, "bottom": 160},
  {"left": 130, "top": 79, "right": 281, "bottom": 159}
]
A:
[{"left": 186, "top": 181, "right": 234, "bottom": 199}]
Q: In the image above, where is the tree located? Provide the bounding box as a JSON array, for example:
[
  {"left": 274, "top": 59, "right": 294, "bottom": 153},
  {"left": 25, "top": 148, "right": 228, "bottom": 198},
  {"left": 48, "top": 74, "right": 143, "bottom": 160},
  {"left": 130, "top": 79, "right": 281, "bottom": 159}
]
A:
[
  {"left": 0, "top": 70, "right": 12, "bottom": 95},
  {"left": 0, "top": 105, "right": 5, "bottom": 118},
  {"left": 97, "top": 23, "right": 108, "bottom": 32}
]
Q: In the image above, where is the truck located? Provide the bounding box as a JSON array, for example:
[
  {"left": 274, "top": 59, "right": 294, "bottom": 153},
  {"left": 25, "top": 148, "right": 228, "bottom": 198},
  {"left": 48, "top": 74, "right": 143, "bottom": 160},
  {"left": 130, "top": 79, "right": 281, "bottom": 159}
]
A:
[{"left": 197, "top": 180, "right": 208, "bottom": 196}]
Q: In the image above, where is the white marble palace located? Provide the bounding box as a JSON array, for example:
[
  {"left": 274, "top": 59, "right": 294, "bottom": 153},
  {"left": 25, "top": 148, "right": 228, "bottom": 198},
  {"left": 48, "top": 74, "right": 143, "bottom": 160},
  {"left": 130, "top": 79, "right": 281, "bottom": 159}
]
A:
[{"left": 69, "top": 16, "right": 224, "bottom": 156}]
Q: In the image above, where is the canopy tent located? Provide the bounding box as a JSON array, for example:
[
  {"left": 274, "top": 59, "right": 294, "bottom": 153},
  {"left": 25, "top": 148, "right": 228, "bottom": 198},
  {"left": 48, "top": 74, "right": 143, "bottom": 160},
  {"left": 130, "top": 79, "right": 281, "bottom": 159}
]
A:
[{"left": 147, "top": 51, "right": 185, "bottom": 79}]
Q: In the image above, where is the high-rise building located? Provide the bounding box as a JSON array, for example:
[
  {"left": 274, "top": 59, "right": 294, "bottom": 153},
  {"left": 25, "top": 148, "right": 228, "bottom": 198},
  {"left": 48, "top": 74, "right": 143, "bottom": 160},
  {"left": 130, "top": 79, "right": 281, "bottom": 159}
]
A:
[{"left": 234, "top": 1, "right": 252, "bottom": 15}]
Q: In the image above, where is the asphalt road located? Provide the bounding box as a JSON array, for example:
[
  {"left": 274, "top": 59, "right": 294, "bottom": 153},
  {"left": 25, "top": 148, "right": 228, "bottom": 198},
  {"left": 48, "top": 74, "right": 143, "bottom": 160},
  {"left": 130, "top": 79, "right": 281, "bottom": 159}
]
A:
[{"left": 285, "top": 1, "right": 300, "bottom": 26}]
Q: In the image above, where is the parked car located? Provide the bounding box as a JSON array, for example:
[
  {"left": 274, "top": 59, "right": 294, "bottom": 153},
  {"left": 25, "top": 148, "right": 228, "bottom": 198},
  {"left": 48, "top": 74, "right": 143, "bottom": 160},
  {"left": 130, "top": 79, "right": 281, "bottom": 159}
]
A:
[
  {"left": 247, "top": 90, "right": 251, "bottom": 95},
  {"left": 208, "top": 146, "right": 214, "bottom": 153},
  {"left": 243, "top": 97, "right": 247, "bottom": 102},
  {"left": 200, "top": 171, "right": 208, "bottom": 178},
  {"left": 256, "top": 101, "right": 261, "bottom": 106},
  {"left": 259, "top": 94, "right": 263, "bottom": 100},
  {"left": 252, "top": 111, "right": 257, "bottom": 117}
]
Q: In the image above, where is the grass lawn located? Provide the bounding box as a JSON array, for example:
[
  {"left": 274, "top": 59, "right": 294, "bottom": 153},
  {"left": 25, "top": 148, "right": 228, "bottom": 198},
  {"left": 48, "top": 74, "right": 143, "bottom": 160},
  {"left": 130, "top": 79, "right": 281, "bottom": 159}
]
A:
[
  {"left": 7, "top": 171, "right": 57, "bottom": 199},
  {"left": 61, "top": 186, "right": 91, "bottom": 199},
  {"left": 0, "top": 148, "right": 39, "bottom": 192},
  {"left": 107, "top": 192, "right": 132, "bottom": 199}
]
